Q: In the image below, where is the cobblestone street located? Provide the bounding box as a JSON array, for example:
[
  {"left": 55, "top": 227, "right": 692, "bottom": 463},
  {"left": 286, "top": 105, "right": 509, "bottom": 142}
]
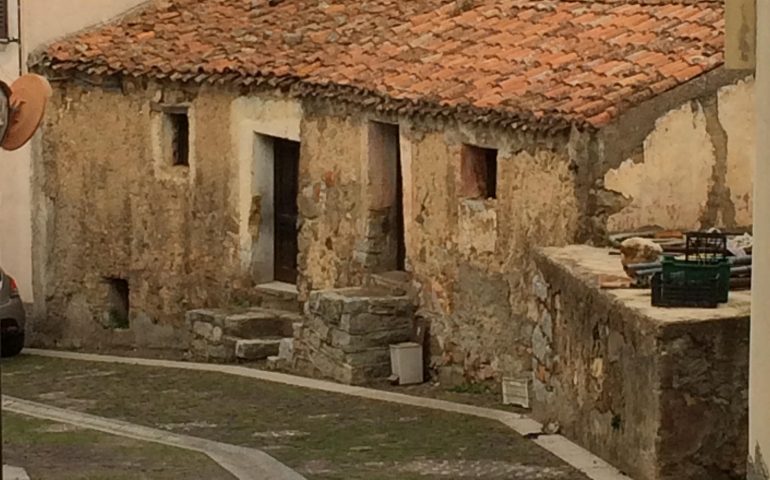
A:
[{"left": 2, "top": 354, "right": 592, "bottom": 480}]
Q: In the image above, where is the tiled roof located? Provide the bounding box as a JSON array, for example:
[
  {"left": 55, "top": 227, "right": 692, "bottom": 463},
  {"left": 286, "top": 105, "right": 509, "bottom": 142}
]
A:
[{"left": 41, "top": 0, "right": 725, "bottom": 131}]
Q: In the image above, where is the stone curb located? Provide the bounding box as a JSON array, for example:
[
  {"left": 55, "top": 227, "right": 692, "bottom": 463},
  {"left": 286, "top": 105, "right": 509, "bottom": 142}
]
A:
[
  {"left": 22, "top": 348, "right": 633, "bottom": 480},
  {"left": 2, "top": 395, "right": 305, "bottom": 480}
]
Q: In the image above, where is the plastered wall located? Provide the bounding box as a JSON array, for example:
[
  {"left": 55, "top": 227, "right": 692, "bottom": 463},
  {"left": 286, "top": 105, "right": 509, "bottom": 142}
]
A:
[
  {"left": 33, "top": 82, "right": 245, "bottom": 351},
  {"left": 603, "top": 77, "right": 755, "bottom": 233},
  {"left": 750, "top": 0, "right": 770, "bottom": 475},
  {"left": 0, "top": 0, "right": 146, "bottom": 303}
]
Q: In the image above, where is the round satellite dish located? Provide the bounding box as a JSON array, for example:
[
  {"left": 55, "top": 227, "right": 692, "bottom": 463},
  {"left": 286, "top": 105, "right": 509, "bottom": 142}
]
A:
[{"left": 1, "top": 74, "right": 52, "bottom": 151}]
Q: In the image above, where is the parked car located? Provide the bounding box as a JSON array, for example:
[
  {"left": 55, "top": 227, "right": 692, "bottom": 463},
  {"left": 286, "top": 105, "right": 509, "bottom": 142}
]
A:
[{"left": 0, "top": 267, "right": 25, "bottom": 357}]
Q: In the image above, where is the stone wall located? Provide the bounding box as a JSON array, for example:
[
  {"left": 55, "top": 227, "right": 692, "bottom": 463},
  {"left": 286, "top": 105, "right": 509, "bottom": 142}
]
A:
[
  {"left": 297, "top": 110, "right": 367, "bottom": 297},
  {"left": 34, "top": 72, "right": 754, "bottom": 383},
  {"left": 288, "top": 108, "right": 586, "bottom": 383},
  {"left": 32, "top": 80, "right": 246, "bottom": 351},
  {"left": 530, "top": 245, "right": 749, "bottom": 480},
  {"left": 402, "top": 123, "right": 583, "bottom": 383}
]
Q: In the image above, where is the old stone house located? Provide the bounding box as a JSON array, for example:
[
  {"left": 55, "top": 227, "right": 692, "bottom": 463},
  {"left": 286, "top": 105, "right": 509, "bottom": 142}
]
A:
[
  {"left": 0, "top": 0, "right": 147, "bottom": 303},
  {"left": 31, "top": 0, "right": 753, "bottom": 382}
]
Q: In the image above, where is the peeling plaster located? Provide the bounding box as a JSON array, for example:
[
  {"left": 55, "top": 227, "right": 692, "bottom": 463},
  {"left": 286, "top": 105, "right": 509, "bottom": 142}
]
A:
[
  {"left": 604, "top": 102, "right": 716, "bottom": 232},
  {"left": 718, "top": 77, "right": 756, "bottom": 227}
]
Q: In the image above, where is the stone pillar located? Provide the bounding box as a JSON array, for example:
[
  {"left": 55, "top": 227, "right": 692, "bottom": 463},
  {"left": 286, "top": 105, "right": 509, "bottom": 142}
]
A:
[{"left": 750, "top": 2, "right": 770, "bottom": 478}]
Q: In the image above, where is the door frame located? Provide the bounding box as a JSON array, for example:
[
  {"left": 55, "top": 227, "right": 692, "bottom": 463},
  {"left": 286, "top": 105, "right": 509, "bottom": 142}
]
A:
[
  {"left": 250, "top": 133, "right": 302, "bottom": 285},
  {"left": 234, "top": 98, "right": 302, "bottom": 285}
]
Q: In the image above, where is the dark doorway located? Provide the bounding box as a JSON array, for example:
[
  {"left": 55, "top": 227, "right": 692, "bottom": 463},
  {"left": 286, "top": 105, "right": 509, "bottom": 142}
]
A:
[
  {"left": 273, "top": 138, "right": 300, "bottom": 284},
  {"left": 366, "top": 121, "right": 406, "bottom": 273},
  {"left": 395, "top": 140, "right": 406, "bottom": 271},
  {"left": 104, "top": 277, "right": 129, "bottom": 329}
]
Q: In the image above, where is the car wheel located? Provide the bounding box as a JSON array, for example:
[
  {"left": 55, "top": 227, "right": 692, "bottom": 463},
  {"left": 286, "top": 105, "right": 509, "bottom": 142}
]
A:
[{"left": 1, "top": 333, "right": 24, "bottom": 357}]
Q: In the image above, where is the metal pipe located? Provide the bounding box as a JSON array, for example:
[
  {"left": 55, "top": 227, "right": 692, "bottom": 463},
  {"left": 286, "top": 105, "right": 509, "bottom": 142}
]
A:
[{"left": 627, "top": 255, "right": 753, "bottom": 272}]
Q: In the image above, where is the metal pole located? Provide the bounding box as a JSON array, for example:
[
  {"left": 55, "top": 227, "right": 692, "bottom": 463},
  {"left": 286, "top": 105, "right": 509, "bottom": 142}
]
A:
[
  {"left": 0, "top": 84, "right": 8, "bottom": 480},
  {"left": 750, "top": 2, "right": 770, "bottom": 478}
]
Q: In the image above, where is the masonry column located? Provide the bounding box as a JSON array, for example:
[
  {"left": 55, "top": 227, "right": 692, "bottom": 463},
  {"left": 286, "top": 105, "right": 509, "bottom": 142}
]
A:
[{"left": 750, "top": 2, "right": 770, "bottom": 477}]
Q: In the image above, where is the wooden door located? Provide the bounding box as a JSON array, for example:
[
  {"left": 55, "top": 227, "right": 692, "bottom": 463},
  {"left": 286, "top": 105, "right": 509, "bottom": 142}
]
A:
[{"left": 273, "top": 138, "right": 300, "bottom": 284}]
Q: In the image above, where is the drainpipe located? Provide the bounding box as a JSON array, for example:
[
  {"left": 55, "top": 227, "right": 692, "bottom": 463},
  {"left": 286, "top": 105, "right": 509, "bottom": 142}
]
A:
[{"left": 750, "top": 1, "right": 770, "bottom": 478}]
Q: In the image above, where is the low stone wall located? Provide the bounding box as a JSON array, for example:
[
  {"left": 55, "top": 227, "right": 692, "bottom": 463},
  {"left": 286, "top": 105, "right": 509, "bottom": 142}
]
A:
[
  {"left": 530, "top": 245, "right": 749, "bottom": 480},
  {"left": 293, "top": 287, "right": 414, "bottom": 385}
]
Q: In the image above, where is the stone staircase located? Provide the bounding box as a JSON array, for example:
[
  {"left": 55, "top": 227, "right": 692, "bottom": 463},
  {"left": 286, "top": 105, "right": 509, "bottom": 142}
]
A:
[
  {"left": 292, "top": 282, "right": 417, "bottom": 385},
  {"left": 186, "top": 283, "right": 302, "bottom": 363}
]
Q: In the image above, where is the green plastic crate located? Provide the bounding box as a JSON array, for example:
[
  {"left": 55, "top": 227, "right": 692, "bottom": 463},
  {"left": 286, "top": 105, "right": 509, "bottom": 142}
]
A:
[{"left": 652, "top": 256, "right": 731, "bottom": 307}]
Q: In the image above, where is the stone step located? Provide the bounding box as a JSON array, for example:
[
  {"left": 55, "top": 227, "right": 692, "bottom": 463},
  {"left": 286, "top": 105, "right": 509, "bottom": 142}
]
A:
[
  {"left": 364, "top": 271, "right": 417, "bottom": 299},
  {"left": 223, "top": 308, "right": 298, "bottom": 339},
  {"left": 254, "top": 282, "right": 302, "bottom": 313},
  {"left": 235, "top": 338, "right": 282, "bottom": 360},
  {"left": 186, "top": 308, "right": 226, "bottom": 327}
]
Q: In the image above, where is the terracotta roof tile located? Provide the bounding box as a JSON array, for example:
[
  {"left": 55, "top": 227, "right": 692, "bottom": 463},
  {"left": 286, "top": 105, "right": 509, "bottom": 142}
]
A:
[{"left": 41, "top": 0, "right": 725, "bottom": 131}]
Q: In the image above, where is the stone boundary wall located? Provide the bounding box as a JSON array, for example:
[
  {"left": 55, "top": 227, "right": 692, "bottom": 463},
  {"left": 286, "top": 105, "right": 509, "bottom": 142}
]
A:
[{"left": 530, "top": 246, "right": 749, "bottom": 480}]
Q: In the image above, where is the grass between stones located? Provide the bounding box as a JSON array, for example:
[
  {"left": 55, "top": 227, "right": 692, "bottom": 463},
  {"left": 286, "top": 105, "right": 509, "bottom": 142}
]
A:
[
  {"left": 2, "top": 355, "right": 589, "bottom": 480},
  {"left": 2, "top": 412, "right": 235, "bottom": 480}
]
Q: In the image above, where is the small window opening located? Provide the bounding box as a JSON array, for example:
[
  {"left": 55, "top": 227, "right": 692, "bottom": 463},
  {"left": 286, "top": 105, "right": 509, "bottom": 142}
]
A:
[
  {"left": 461, "top": 144, "right": 497, "bottom": 199},
  {"left": 168, "top": 111, "right": 189, "bottom": 166},
  {"left": 105, "top": 277, "right": 129, "bottom": 329}
]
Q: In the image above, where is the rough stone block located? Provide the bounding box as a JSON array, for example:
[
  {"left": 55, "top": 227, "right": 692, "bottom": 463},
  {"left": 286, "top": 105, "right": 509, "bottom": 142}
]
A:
[
  {"left": 341, "top": 297, "right": 369, "bottom": 315},
  {"left": 343, "top": 347, "right": 391, "bottom": 367},
  {"left": 207, "top": 342, "right": 235, "bottom": 362},
  {"left": 308, "top": 292, "right": 345, "bottom": 324},
  {"left": 186, "top": 309, "right": 226, "bottom": 328},
  {"left": 339, "top": 313, "right": 413, "bottom": 335},
  {"left": 210, "top": 326, "right": 223, "bottom": 343},
  {"left": 300, "top": 344, "right": 344, "bottom": 378},
  {"left": 235, "top": 339, "right": 281, "bottom": 360},
  {"left": 437, "top": 364, "right": 465, "bottom": 388},
  {"left": 279, "top": 338, "right": 294, "bottom": 361},
  {"left": 300, "top": 326, "right": 326, "bottom": 352},
  {"left": 366, "top": 296, "right": 413, "bottom": 316},
  {"left": 346, "top": 362, "right": 395, "bottom": 385},
  {"left": 192, "top": 321, "right": 214, "bottom": 339},
  {"left": 302, "top": 347, "right": 391, "bottom": 385},
  {"left": 532, "top": 273, "right": 548, "bottom": 302},
  {"left": 292, "top": 322, "right": 304, "bottom": 339},
  {"left": 531, "top": 326, "right": 551, "bottom": 364},
  {"left": 330, "top": 327, "right": 412, "bottom": 353},
  {"left": 266, "top": 356, "right": 287, "bottom": 371},
  {"left": 304, "top": 314, "right": 332, "bottom": 340},
  {"left": 312, "top": 337, "right": 346, "bottom": 363},
  {"left": 254, "top": 285, "right": 301, "bottom": 313},
  {"left": 190, "top": 338, "right": 208, "bottom": 358},
  {"left": 223, "top": 310, "right": 293, "bottom": 338}
]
